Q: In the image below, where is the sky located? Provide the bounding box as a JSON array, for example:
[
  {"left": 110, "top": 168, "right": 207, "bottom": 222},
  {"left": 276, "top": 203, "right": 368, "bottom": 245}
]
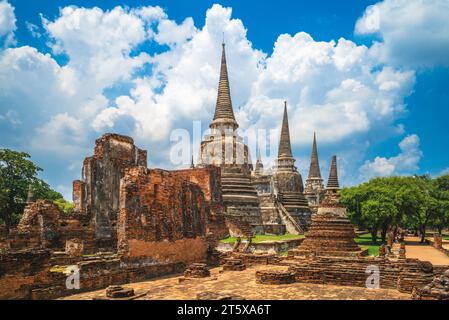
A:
[{"left": 0, "top": 0, "right": 448, "bottom": 199}]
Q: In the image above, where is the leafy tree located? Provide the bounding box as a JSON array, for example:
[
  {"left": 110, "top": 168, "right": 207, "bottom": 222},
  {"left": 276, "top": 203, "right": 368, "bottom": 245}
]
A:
[
  {"left": 341, "top": 175, "right": 449, "bottom": 243},
  {"left": 0, "top": 149, "right": 71, "bottom": 229},
  {"left": 53, "top": 198, "right": 74, "bottom": 214},
  {"left": 0, "top": 149, "right": 43, "bottom": 228},
  {"left": 361, "top": 199, "right": 398, "bottom": 243},
  {"left": 342, "top": 177, "right": 402, "bottom": 242},
  {"left": 428, "top": 175, "right": 449, "bottom": 235}
]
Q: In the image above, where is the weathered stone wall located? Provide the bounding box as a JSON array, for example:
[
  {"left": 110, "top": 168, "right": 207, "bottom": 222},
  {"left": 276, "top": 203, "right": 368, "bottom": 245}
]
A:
[
  {"left": 7, "top": 200, "right": 62, "bottom": 250},
  {"left": 0, "top": 249, "right": 52, "bottom": 299},
  {"left": 170, "top": 167, "right": 228, "bottom": 241},
  {"left": 0, "top": 225, "right": 7, "bottom": 250},
  {"left": 0, "top": 248, "right": 184, "bottom": 300},
  {"left": 117, "top": 167, "right": 213, "bottom": 264},
  {"left": 73, "top": 133, "right": 147, "bottom": 246},
  {"left": 282, "top": 256, "right": 435, "bottom": 294},
  {"left": 6, "top": 200, "right": 96, "bottom": 253}
]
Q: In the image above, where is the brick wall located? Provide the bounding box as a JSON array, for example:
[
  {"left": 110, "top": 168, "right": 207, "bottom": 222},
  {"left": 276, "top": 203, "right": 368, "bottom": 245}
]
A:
[
  {"left": 171, "top": 167, "right": 228, "bottom": 241},
  {"left": 73, "top": 133, "right": 147, "bottom": 244},
  {"left": 118, "top": 167, "right": 214, "bottom": 264}
]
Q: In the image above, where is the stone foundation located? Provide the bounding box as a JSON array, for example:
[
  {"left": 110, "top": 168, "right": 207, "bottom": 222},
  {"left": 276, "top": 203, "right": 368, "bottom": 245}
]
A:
[
  {"left": 295, "top": 210, "right": 363, "bottom": 257},
  {"left": 0, "top": 247, "right": 185, "bottom": 300},
  {"left": 256, "top": 270, "right": 296, "bottom": 285},
  {"left": 184, "top": 263, "right": 211, "bottom": 278},
  {"left": 281, "top": 255, "right": 437, "bottom": 294},
  {"left": 222, "top": 258, "right": 246, "bottom": 271},
  {"left": 106, "top": 285, "right": 135, "bottom": 299},
  {"left": 413, "top": 269, "right": 449, "bottom": 300}
]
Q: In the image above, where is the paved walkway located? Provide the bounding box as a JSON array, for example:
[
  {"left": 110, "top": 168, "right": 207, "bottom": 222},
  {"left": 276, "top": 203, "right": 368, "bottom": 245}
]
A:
[
  {"left": 401, "top": 236, "right": 449, "bottom": 266},
  {"left": 61, "top": 265, "right": 410, "bottom": 300}
]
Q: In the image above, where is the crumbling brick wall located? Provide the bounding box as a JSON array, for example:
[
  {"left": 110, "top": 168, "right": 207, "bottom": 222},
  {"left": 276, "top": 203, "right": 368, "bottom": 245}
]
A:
[
  {"left": 0, "top": 249, "right": 52, "bottom": 299},
  {"left": 171, "top": 167, "right": 228, "bottom": 241},
  {"left": 7, "top": 200, "right": 62, "bottom": 249},
  {"left": 0, "top": 225, "right": 7, "bottom": 250},
  {"left": 72, "top": 134, "right": 147, "bottom": 246},
  {"left": 118, "top": 167, "right": 213, "bottom": 264}
]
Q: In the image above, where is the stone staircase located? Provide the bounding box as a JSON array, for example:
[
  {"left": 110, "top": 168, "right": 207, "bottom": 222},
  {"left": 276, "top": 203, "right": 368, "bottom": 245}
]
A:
[
  {"left": 280, "top": 192, "right": 310, "bottom": 209},
  {"left": 258, "top": 194, "right": 282, "bottom": 224},
  {"left": 224, "top": 214, "right": 254, "bottom": 238},
  {"left": 277, "top": 202, "right": 304, "bottom": 235},
  {"left": 257, "top": 194, "right": 304, "bottom": 235},
  {"left": 221, "top": 171, "right": 260, "bottom": 207},
  {"left": 278, "top": 192, "right": 311, "bottom": 231}
]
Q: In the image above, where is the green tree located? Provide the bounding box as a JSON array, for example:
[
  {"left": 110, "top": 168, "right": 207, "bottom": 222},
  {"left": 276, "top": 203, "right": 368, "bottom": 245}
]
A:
[
  {"left": 53, "top": 198, "right": 74, "bottom": 214},
  {"left": 428, "top": 175, "right": 449, "bottom": 235},
  {"left": 0, "top": 149, "right": 71, "bottom": 228},
  {"left": 0, "top": 149, "right": 43, "bottom": 228},
  {"left": 342, "top": 177, "right": 402, "bottom": 242},
  {"left": 361, "top": 199, "right": 398, "bottom": 243}
]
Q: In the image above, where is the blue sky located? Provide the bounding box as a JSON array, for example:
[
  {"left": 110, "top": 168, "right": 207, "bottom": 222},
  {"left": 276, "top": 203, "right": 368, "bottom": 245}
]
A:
[{"left": 1, "top": 0, "right": 449, "bottom": 199}]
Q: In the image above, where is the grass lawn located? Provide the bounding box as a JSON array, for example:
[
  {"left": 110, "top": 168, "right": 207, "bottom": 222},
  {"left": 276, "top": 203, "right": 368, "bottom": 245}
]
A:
[
  {"left": 220, "top": 233, "right": 382, "bottom": 256},
  {"left": 354, "top": 233, "right": 383, "bottom": 257},
  {"left": 220, "top": 233, "right": 304, "bottom": 244}
]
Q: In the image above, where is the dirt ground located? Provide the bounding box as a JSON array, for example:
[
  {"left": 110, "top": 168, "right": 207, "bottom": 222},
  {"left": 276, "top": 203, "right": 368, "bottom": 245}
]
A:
[
  {"left": 397, "top": 237, "right": 449, "bottom": 266},
  {"left": 61, "top": 265, "right": 410, "bottom": 301}
]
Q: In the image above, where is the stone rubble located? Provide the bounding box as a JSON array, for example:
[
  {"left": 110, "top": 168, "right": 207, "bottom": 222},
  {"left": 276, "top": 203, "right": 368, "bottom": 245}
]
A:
[
  {"left": 256, "top": 270, "right": 296, "bottom": 285},
  {"left": 184, "top": 263, "right": 211, "bottom": 278}
]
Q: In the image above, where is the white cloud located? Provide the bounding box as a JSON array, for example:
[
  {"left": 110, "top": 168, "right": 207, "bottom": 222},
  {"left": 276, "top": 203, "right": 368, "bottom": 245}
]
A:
[
  {"left": 356, "top": 0, "right": 449, "bottom": 68},
  {"left": 42, "top": 6, "right": 156, "bottom": 96},
  {"left": 155, "top": 17, "right": 196, "bottom": 47},
  {"left": 359, "top": 134, "right": 423, "bottom": 179},
  {"left": 0, "top": 0, "right": 16, "bottom": 46},
  {"left": 93, "top": 4, "right": 265, "bottom": 148},
  {"left": 239, "top": 34, "right": 415, "bottom": 148},
  {"left": 26, "top": 21, "right": 42, "bottom": 38},
  {"left": 0, "top": 3, "right": 428, "bottom": 195}
]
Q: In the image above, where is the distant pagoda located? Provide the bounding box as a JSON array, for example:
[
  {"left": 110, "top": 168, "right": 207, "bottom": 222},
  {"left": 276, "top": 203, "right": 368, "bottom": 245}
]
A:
[
  {"left": 254, "top": 148, "right": 264, "bottom": 176},
  {"left": 272, "top": 102, "right": 311, "bottom": 230},
  {"left": 304, "top": 133, "right": 325, "bottom": 211},
  {"left": 292, "top": 156, "right": 364, "bottom": 257},
  {"left": 198, "top": 42, "right": 261, "bottom": 236}
]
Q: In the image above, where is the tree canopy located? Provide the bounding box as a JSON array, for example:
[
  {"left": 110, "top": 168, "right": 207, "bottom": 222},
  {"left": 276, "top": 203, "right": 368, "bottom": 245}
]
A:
[
  {"left": 0, "top": 149, "right": 73, "bottom": 228},
  {"left": 341, "top": 175, "right": 449, "bottom": 243}
]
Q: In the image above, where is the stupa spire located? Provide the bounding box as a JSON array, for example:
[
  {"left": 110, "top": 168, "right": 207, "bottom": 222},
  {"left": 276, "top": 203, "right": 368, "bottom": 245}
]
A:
[
  {"left": 26, "top": 184, "right": 34, "bottom": 204},
  {"left": 210, "top": 42, "right": 238, "bottom": 129},
  {"left": 308, "top": 132, "right": 322, "bottom": 179},
  {"left": 326, "top": 155, "right": 340, "bottom": 190},
  {"left": 278, "top": 101, "right": 293, "bottom": 159},
  {"left": 255, "top": 147, "right": 264, "bottom": 174}
]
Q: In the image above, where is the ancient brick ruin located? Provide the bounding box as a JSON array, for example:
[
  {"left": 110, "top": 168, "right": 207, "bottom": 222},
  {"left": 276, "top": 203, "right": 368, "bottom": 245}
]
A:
[
  {"left": 1, "top": 43, "right": 447, "bottom": 300},
  {"left": 290, "top": 156, "right": 366, "bottom": 258},
  {"left": 73, "top": 133, "right": 147, "bottom": 249},
  {"left": 0, "top": 133, "right": 227, "bottom": 299},
  {"left": 117, "top": 166, "right": 226, "bottom": 265}
]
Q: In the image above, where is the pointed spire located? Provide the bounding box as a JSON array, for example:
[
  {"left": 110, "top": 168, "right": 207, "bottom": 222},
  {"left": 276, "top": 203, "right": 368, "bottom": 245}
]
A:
[
  {"left": 190, "top": 155, "right": 195, "bottom": 169},
  {"left": 255, "top": 147, "right": 264, "bottom": 174},
  {"left": 211, "top": 42, "right": 238, "bottom": 128},
  {"left": 308, "top": 132, "right": 322, "bottom": 179},
  {"left": 26, "top": 184, "right": 34, "bottom": 204},
  {"left": 327, "top": 155, "right": 340, "bottom": 189},
  {"left": 278, "top": 101, "right": 293, "bottom": 159}
]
